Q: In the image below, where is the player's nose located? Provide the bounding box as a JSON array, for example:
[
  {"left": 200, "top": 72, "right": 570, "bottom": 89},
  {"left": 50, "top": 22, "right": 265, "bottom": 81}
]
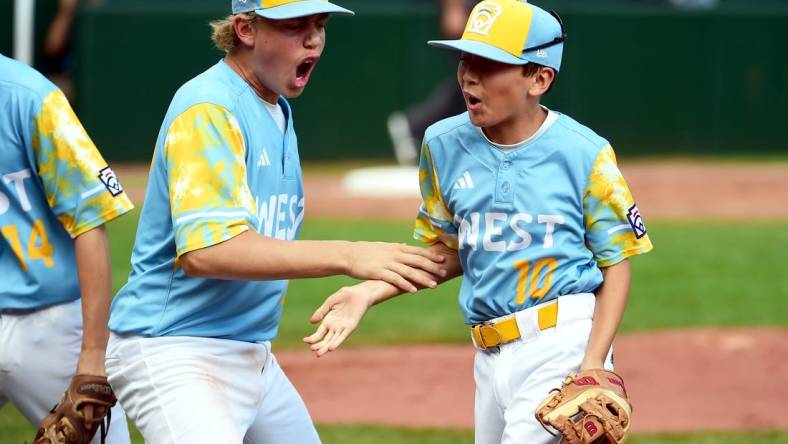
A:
[
  {"left": 304, "top": 24, "right": 325, "bottom": 50},
  {"left": 459, "top": 65, "right": 480, "bottom": 87}
]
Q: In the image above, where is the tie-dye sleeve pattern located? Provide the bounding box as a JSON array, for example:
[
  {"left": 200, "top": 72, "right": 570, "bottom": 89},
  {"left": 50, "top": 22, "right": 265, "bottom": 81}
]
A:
[
  {"left": 165, "top": 103, "right": 257, "bottom": 257},
  {"left": 31, "top": 89, "right": 134, "bottom": 238},
  {"left": 413, "top": 143, "right": 458, "bottom": 249},
  {"left": 583, "top": 145, "right": 653, "bottom": 267}
]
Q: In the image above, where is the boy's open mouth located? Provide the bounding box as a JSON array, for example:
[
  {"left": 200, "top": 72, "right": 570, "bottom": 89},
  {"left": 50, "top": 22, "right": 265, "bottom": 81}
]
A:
[
  {"left": 465, "top": 92, "right": 482, "bottom": 109},
  {"left": 295, "top": 57, "right": 318, "bottom": 87}
]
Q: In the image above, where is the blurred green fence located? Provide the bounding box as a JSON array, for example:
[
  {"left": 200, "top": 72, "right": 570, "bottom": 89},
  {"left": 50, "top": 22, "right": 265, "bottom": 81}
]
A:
[
  {"left": 4, "top": 0, "right": 788, "bottom": 160},
  {"left": 1, "top": 0, "right": 11, "bottom": 55}
]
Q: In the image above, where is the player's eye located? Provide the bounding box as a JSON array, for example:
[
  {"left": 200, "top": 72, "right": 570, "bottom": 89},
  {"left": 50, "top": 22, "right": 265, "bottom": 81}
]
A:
[{"left": 278, "top": 20, "right": 303, "bottom": 31}]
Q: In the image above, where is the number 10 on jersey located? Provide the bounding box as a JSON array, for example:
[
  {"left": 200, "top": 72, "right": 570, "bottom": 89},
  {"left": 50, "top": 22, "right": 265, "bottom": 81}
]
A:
[{"left": 514, "top": 258, "right": 557, "bottom": 304}]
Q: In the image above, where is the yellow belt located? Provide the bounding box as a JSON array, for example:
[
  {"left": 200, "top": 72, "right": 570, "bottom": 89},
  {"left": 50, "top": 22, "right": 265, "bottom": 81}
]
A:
[{"left": 471, "top": 302, "right": 559, "bottom": 350}]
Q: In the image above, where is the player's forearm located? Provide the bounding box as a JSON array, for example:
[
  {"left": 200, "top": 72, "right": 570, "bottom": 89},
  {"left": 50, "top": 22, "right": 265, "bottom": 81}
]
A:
[
  {"left": 181, "top": 231, "right": 352, "bottom": 280},
  {"left": 581, "top": 259, "right": 631, "bottom": 371},
  {"left": 73, "top": 225, "right": 113, "bottom": 376}
]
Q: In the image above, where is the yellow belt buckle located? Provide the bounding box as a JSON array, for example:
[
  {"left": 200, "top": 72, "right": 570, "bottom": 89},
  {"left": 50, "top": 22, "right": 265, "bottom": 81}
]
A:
[{"left": 472, "top": 324, "right": 502, "bottom": 350}]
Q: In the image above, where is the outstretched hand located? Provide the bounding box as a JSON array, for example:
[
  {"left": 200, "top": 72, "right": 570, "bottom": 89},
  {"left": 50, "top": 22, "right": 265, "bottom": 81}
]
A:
[
  {"left": 345, "top": 242, "right": 445, "bottom": 294},
  {"left": 303, "top": 285, "right": 376, "bottom": 357}
]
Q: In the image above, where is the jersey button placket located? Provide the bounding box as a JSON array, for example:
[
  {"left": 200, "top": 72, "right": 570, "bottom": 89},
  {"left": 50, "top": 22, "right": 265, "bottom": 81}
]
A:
[{"left": 494, "top": 157, "right": 515, "bottom": 208}]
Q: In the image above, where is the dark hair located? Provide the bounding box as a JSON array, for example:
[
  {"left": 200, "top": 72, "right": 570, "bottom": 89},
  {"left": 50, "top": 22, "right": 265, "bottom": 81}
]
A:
[{"left": 523, "top": 63, "right": 557, "bottom": 95}]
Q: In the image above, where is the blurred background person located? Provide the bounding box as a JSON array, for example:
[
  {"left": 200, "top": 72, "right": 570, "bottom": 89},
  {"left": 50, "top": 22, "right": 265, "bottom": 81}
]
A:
[
  {"left": 42, "top": 0, "right": 81, "bottom": 98},
  {"left": 387, "top": 0, "right": 477, "bottom": 165}
]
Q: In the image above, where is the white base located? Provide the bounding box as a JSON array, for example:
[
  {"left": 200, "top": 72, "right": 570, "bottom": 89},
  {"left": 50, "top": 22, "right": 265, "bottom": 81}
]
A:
[{"left": 341, "top": 166, "right": 421, "bottom": 198}]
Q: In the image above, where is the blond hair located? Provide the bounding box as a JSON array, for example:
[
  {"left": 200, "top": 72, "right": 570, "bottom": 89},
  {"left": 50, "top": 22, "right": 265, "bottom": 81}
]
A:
[{"left": 210, "top": 13, "right": 259, "bottom": 53}]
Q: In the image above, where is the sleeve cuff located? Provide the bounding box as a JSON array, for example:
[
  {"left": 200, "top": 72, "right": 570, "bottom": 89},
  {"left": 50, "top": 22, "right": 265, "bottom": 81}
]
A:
[
  {"left": 66, "top": 196, "right": 135, "bottom": 238},
  {"left": 176, "top": 224, "right": 250, "bottom": 258},
  {"left": 596, "top": 243, "right": 653, "bottom": 268}
]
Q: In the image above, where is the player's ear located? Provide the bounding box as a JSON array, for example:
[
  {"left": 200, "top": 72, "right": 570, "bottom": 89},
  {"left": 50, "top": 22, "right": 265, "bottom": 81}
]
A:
[
  {"left": 529, "top": 67, "right": 555, "bottom": 97},
  {"left": 233, "top": 14, "right": 258, "bottom": 48}
]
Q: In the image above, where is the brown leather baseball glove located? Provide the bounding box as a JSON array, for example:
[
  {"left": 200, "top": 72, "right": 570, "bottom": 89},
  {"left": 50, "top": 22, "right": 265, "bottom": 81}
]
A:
[
  {"left": 535, "top": 369, "right": 632, "bottom": 444},
  {"left": 33, "top": 374, "right": 117, "bottom": 444}
]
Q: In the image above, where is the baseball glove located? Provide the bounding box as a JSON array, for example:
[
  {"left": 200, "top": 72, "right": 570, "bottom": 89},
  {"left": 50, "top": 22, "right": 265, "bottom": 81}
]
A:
[
  {"left": 33, "top": 374, "right": 117, "bottom": 444},
  {"left": 535, "top": 369, "right": 632, "bottom": 444}
]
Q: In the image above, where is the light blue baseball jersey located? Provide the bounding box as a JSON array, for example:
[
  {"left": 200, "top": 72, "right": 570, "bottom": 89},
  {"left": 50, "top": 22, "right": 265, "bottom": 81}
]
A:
[
  {"left": 0, "top": 54, "right": 134, "bottom": 310},
  {"left": 415, "top": 111, "right": 653, "bottom": 325},
  {"left": 109, "top": 60, "right": 304, "bottom": 343}
]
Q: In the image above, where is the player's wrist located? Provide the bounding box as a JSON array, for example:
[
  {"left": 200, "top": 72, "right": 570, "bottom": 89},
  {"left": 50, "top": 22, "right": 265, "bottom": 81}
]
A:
[
  {"left": 355, "top": 280, "right": 397, "bottom": 306},
  {"left": 579, "top": 356, "right": 605, "bottom": 371},
  {"left": 76, "top": 348, "right": 108, "bottom": 376},
  {"left": 337, "top": 241, "right": 355, "bottom": 276}
]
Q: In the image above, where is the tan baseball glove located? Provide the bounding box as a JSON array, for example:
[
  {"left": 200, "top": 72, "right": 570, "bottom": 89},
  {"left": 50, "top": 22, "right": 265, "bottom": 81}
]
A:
[
  {"left": 33, "top": 374, "right": 117, "bottom": 444},
  {"left": 535, "top": 369, "right": 632, "bottom": 444}
]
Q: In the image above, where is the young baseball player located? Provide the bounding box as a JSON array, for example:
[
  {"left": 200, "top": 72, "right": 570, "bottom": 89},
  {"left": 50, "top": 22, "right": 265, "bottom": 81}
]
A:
[
  {"left": 105, "top": 1, "right": 446, "bottom": 443},
  {"left": 0, "top": 53, "right": 132, "bottom": 443},
  {"left": 305, "top": 1, "right": 653, "bottom": 443}
]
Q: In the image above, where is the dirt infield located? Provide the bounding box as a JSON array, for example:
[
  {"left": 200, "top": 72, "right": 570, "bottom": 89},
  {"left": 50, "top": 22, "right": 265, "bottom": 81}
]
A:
[
  {"left": 115, "top": 161, "right": 788, "bottom": 433},
  {"left": 117, "top": 161, "right": 788, "bottom": 220},
  {"left": 300, "top": 161, "right": 788, "bottom": 220},
  {"left": 277, "top": 328, "right": 788, "bottom": 433}
]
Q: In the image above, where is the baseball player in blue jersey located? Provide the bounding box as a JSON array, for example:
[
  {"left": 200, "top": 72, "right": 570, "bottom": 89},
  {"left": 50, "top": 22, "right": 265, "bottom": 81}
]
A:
[
  {"left": 305, "top": 1, "right": 653, "bottom": 443},
  {"left": 105, "top": 1, "right": 446, "bottom": 443},
  {"left": 0, "top": 54, "right": 132, "bottom": 443}
]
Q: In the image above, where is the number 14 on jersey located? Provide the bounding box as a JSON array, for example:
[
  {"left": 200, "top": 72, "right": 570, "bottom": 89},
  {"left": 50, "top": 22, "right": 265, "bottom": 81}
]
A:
[{"left": 1, "top": 220, "right": 54, "bottom": 271}]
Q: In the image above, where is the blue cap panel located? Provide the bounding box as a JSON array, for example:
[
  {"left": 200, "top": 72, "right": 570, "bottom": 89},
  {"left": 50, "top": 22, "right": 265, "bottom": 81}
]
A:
[{"left": 232, "top": 0, "right": 354, "bottom": 19}]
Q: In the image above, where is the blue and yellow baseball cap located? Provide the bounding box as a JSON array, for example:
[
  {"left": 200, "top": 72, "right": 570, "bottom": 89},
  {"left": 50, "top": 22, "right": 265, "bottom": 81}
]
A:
[
  {"left": 232, "top": 0, "right": 354, "bottom": 20},
  {"left": 429, "top": 0, "right": 566, "bottom": 71}
]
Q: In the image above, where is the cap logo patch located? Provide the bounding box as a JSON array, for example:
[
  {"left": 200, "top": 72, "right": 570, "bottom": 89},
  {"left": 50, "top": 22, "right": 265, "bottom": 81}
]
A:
[
  {"left": 98, "top": 167, "right": 123, "bottom": 197},
  {"left": 467, "top": 2, "right": 503, "bottom": 36},
  {"left": 536, "top": 49, "right": 548, "bottom": 58},
  {"left": 627, "top": 204, "right": 647, "bottom": 239}
]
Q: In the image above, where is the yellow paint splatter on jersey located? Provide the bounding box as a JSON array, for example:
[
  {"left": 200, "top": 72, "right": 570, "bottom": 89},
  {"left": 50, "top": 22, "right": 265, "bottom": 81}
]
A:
[
  {"left": 583, "top": 145, "right": 652, "bottom": 267},
  {"left": 413, "top": 144, "right": 459, "bottom": 249},
  {"left": 31, "top": 90, "right": 133, "bottom": 237},
  {"left": 165, "top": 103, "right": 257, "bottom": 257}
]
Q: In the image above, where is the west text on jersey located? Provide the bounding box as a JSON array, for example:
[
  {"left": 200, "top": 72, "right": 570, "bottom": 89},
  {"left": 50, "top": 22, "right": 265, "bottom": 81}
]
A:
[
  {"left": 454, "top": 212, "right": 566, "bottom": 251},
  {"left": 255, "top": 193, "right": 304, "bottom": 240},
  {"left": 0, "top": 169, "right": 34, "bottom": 215}
]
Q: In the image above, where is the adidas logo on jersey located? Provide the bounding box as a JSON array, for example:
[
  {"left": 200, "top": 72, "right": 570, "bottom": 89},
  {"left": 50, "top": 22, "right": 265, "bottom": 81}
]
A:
[
  {"left": 454, "top": 171, "right": 475, "bottom": 189},
  {"left": 257, "top": 149, "right": 272, "bottom": 167}
]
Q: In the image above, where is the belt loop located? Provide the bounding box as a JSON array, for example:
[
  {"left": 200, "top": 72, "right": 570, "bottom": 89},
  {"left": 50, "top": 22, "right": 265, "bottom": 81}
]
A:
[
  {"left": 537, "top": 300, "right": 559, "bottom": 330},
  {"left": 471, "top": 325, "right": 486, "bottom": 350}
]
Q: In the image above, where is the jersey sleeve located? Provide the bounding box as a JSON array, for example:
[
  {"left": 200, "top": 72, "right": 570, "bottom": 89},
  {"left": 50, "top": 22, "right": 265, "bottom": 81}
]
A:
[
  {"left": 31, "top": 89, "right": 134, "bottom": 238},
  {"left": 583, "top": 145, "right": 653, "bottom": 267},
  {"left": 165, "top": 103, "right": 257, "bottom": 257},
  {"left": 413, "top": 143, "right": 458, "bottom": 249}
]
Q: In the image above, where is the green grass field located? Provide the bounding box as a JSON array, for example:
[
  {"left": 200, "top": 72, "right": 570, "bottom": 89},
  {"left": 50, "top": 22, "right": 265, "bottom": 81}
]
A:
[
  {"left": 107, "top": 209, "right": 788, "bottom": 348},
  {"left": 3, "top": 403, "right": 788, "bottom": 444},
  {"left": 3, "top": 209, "right": 786, "bottom": 443}
]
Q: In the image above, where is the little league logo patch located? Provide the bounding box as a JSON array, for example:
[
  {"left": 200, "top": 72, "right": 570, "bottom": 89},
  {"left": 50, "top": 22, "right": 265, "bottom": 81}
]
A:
[
  {"left": 467, "top": 2, "right": 503, "bottom": 36},
  {"left": 627, "top": 204, "right": 647, "bottom": 239},
  {"left": 98, "top": 167, "right": 123, "bottom": 197}
]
